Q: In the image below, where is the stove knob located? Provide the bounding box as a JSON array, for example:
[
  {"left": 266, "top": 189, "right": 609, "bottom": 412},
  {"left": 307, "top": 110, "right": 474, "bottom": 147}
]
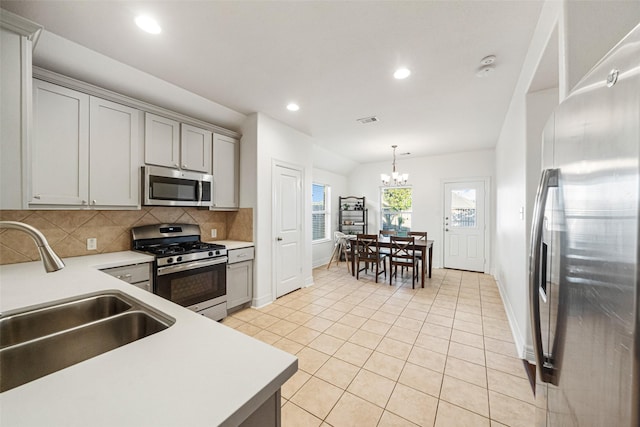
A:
[
  {"left": 215, "top": 250, "right": 220, "bottom": 256},
  {"left": 167, "top": 258, "right": 174, "bottom": 264},
  {"left": 208, "top": 251, "right": 214, "bottom": 256},
  {"left": 177, "top": 256, "right": 183, "bottom": 262}
]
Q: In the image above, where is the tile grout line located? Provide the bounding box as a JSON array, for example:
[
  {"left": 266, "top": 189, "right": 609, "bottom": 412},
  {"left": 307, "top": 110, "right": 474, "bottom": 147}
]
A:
[{"left": 229, "top": 267, "right": 532, "bottom": 426}]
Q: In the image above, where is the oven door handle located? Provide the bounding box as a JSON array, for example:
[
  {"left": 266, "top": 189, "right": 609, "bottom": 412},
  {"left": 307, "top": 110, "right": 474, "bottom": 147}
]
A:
[{"left": 157, "top": 257, "right": 228, "bottom": 276}]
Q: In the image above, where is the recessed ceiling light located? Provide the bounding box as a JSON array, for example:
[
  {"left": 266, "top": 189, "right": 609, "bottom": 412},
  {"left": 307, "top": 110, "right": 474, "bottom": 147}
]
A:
[
  {"left": 286, "top": 103, "right": 300, "bottom": 112},
  {"left": 393, "top": 68, "right": 411, "bottom": 79},
  {"left": 135, "top": 15, "right": 161, "bottom": 34}
]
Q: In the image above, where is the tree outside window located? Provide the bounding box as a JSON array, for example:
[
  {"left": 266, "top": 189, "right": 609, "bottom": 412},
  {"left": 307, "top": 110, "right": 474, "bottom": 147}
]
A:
[
  {"left": 312, "top": 183, "right": 330, "bottom": 241},
  {"left": 381, "top": 187, "right": 412, "bottom": 234}
]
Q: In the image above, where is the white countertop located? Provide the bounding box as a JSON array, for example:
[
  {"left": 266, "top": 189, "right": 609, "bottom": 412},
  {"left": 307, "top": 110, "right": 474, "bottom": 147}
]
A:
[
  {"left": 0, "top": 251, "right": 296, "bottom": 427},
  {"left": 209, "top": 240, "right": 254, "bottom": 250}
]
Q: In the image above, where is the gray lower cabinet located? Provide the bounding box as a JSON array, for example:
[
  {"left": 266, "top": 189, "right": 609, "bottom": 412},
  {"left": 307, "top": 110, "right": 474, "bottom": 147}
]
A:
[
  {"left": 239, "top": 389, "right": 281, "bottom": 427},
  {"left": 227, "top": 247, "right": 254, "bottom": 309},
  {"left": 100, "top": 262, "right": 152, "bottom": 292}
]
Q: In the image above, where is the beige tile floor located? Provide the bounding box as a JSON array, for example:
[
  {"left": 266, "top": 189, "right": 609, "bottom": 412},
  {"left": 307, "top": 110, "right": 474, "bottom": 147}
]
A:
[{"left": 222, "top": 265, "right": 535, "bottom": 427}]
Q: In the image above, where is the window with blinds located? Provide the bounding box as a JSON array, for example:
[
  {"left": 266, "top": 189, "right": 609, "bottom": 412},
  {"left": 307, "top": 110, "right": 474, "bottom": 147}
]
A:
[{"left": 312, "top": 183, "right": 330, "bottom": 241}]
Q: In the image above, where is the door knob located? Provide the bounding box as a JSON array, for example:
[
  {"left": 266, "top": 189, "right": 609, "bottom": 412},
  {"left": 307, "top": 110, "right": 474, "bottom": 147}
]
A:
[
  {"left": 445, "top": 228, "right": 449, "bottom": 232},
  {"left": 277, "top": 237, "right": 283, "bottom": 241}
]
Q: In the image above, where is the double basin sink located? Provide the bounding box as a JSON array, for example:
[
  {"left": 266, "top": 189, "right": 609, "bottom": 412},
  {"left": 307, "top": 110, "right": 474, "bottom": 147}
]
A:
[{"left": 0, "top": 290, "right": 175, "bottom": 392}]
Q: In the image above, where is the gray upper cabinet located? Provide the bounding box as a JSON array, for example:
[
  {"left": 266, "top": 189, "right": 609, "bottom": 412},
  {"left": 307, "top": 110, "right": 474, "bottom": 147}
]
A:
[
  {"left": 144, "top": 113, "right": 180, "bottom": 169},
  {"left": 211, "top": 133, "right": 239, "bottom": 210},
  {"left": 145, "top": 113, "right": 212, "bottom": 174},
  {"left": 89, "top": 97, "right": 140, "bottom": 207},
  {"left": 181, "top": 123, "right": 212, "bottom": 173},
  {"left": 31, "top": 80, "right": 90, "bottom": 206},
  {"left": 30, "top": 79, "right": 140, "bottom": 208}
]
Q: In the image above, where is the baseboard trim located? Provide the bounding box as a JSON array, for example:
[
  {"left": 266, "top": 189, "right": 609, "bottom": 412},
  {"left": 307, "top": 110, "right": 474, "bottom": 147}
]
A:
[
  {"left": 252, "top": 293, "right": 273, "bottom": 309},
  {"left": 494, "top": 275, "right": 528, "bottom": 359}
]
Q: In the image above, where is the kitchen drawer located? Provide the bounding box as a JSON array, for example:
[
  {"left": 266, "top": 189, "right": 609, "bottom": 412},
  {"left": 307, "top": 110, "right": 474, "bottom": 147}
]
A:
[
  {"left": 228, "top": 247, "right": 254, "bottom": 264},
  {"left": 101, "top": 262, "right": 150, "bottom": 284}
]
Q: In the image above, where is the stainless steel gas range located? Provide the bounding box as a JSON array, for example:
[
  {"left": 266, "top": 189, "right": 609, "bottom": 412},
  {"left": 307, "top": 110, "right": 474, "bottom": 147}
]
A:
[{"left": 131, "top": 223, "right": 228, "bottom": 321}]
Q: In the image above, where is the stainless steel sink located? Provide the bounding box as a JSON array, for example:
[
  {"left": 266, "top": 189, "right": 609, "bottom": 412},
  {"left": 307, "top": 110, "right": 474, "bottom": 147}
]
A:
[
  {"left": 0, "top": 294, "right": 132, "bottom": 348},
  {"left": 0, "top": 291, "right": 175, "bottom": 393}
]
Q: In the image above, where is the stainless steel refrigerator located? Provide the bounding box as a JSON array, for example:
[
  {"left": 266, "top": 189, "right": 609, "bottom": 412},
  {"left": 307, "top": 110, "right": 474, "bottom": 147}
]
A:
[{"left": 529, "top": 23, "right": 639, "bottom": 427}]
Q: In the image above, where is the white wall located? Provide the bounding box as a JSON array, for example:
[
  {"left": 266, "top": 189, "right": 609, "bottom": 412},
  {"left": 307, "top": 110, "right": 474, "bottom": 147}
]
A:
[
  {"left": 494, "top": 0, "right": 640, "bottom": 358},
  {"left": 241, "top": 113, "right": 315, "bottom": 307},
  {"left": 347, "top": 149, "right": 495, "bottom": 271},
  {"left": 311, "top": 168, "right": 348, "bottom": 268}
]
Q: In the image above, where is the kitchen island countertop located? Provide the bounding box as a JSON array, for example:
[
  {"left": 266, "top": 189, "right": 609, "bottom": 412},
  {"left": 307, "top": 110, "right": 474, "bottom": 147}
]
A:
[{"left": 0, "top": 251, "right": 296, "bottom": 427}]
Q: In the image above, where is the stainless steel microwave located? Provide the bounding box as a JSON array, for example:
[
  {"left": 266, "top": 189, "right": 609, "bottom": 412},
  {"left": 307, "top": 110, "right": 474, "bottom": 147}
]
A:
[{"left": 143, "top": 165, "right": 213, "bottom": 207}]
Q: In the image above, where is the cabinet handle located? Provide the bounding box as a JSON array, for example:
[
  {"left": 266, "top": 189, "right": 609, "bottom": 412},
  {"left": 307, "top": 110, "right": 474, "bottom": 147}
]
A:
[
  {"left": 92, "top": 200, "right": 97, "bottom": 205},
  {"left": 182, "top": 164, "right": 187, "bottom": 169},
  {"left": 82, "top": 200, "right": 87, "bottom": 205},
  {"left": 277, "top": 237, "right": 283, "bottom": 241},
  {"left": 174, "top": 163, "right": 179, "bottom": 169},
  {"left": 33, "top": 195, "right": 41, "bottom": 199}
]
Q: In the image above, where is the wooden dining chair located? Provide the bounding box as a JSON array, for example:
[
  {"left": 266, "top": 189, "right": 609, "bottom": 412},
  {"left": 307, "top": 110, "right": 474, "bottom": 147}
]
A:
[
  {"left": 355, "top": 234, "right": 387, "bottom": 283},
  {"left": 408, "top": 231, "right": 427, "bottom": 275},
  {"left": 378, "top": 229, "right": 396, "bottom": 255},
  {"left": 389, "top": 235, "right": 418, "bottom": 288}
]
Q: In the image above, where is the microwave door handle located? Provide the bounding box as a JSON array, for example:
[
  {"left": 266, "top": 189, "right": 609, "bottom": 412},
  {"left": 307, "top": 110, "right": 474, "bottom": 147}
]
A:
[
  {"left": 198, "top": 180, "right": 203, "bottom": 204},
  {"left": 529, "top": 168, "right": 559, "bottom": 385}
]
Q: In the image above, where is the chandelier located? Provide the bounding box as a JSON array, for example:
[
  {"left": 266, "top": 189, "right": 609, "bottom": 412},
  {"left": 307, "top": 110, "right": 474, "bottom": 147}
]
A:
[{"left": 380, "top": 145, "right": 408, "bottom": 186}]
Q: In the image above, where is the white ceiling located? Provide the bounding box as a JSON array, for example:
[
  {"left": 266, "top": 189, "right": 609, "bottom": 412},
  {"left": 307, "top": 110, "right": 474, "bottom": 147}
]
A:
[{"left": 2, "top": 1, "right": 544, "bottom": 165}]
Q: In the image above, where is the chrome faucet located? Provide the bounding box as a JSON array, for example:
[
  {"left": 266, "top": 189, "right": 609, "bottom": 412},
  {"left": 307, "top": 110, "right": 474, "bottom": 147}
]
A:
[{"left": 0, "top": 221, "right": 65, "bottom": 272}]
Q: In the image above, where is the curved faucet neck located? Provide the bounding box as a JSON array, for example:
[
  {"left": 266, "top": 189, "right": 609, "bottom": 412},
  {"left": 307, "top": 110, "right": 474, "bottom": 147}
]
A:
[{"left": 0, "top": 221, "right": 65, "bottom": 272}]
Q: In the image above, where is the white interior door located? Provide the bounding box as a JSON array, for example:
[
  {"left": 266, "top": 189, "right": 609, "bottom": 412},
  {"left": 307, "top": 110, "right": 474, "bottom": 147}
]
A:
[
  {"left": 274, "top": 164, "right": 303, "bottom": 297},
  {"left": 444, "top": 181, "right": 486, "bottom": 272}
]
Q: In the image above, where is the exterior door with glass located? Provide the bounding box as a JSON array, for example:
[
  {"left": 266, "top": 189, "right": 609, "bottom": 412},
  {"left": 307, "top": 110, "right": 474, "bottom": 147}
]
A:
[{"left": 443, "top": 181, "right": 486, "bottom": 272}]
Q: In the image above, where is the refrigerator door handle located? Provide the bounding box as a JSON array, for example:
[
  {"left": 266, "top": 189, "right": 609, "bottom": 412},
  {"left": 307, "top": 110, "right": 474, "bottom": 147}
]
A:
[{"left": 529, "top": 168, "right": 559, "bottom": 385}]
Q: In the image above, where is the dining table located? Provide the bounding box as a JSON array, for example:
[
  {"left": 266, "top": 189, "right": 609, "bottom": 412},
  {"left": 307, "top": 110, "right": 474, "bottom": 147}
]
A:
[{"left": 350, "top": 236, "right": 434, "bottom": 287}]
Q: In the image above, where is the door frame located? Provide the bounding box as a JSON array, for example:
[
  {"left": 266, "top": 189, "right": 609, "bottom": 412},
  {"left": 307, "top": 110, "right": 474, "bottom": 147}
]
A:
[
  {"left": 271, "top": 159, "right": 305, "bottom": 300},
  {"left": 441, "top": 176, "right": 491, "bottom": 274}
]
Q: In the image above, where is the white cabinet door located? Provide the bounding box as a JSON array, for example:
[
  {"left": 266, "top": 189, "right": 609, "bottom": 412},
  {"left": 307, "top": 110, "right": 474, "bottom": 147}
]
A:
[
  {"left": 89, "top": 97, "right": 140, "bottom": 207},
  {"left": 211, "top": 133, "right": 239, "bottom": 210},
  {"left": 144, "top": 112, "right": 180, "bottom": 169},
  {"left": 227, "top": 260, "right": 253, "bottom": 309},
  {"left": 31, "top": 80, "right": 89, "bottom": 206},
  {"left": 181, "top": 124, "right": 212, "bottom": 173}
]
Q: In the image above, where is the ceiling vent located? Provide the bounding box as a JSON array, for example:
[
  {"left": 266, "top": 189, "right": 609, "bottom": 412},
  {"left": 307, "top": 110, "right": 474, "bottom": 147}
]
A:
[{"left": 356, "top": 116, "right": 379, "bottom": 124}]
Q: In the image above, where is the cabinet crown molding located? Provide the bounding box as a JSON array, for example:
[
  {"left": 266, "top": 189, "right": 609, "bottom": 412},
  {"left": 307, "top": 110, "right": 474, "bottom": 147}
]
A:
[
  {"left": 32, "top": 66, "right": 240, "bottom": 139},
  {"left": 0, "top": 10, "right": 42, "bottom": 47}
]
